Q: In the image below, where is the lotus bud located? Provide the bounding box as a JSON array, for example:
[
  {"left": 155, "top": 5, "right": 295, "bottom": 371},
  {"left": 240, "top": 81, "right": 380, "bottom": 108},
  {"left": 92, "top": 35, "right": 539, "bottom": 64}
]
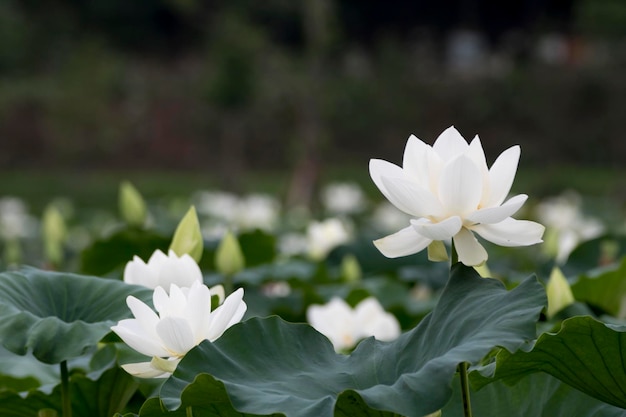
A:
[
  {"left": 340, "top": 254, "right": 362, "bottom": 283},
  {"left": 169, "top": 206, "right": 203, "bottom": 263},
  {"left": 42, "top": 205, "right": 66, "bottom": 266},
  {"left": 546, "top": 267, "right": 575, "bottom": 319},
  {"left": 119, "top": 181, "right": 147, "bottom": 227},
  {"left": 215, "top": 231, "right": 245, "bottom": 277}
]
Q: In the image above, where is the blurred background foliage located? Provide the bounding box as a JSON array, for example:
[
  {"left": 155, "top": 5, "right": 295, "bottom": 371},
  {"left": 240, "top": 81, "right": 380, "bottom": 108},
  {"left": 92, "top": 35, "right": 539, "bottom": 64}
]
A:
[{"left": 0, "top": 0, "right": 625, "bottom": 208}]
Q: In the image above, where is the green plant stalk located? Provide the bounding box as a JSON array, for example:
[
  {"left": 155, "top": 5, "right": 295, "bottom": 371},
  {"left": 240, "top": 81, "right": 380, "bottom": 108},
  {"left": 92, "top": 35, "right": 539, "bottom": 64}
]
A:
[
  {"left": 60, "top": 360, "right": 71, "bottom": 417},
  {"left": 450, "top": 242, "right": 472, "bottom": 417},
  {"left": 186, "top": 405, "right": 193, "bottom": 417}
]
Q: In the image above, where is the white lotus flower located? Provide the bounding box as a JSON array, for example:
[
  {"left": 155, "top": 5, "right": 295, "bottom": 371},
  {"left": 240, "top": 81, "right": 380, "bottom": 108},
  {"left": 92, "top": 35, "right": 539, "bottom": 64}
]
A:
[
  {"left": 112, "top": 281, "right": 247, "bottom": 378},
  {"left": 307, "top": 297, "right": 400, "bottom": 352},
  {"left": 306, "top": 218, "right": 351, "bottom": 260},
  {"left": 123, "top": 249, "right": 202, "bottom": 290},
  {"left": 535, "top": 192, "right": 604, "bottom": 263},
  {"left": 321, "top": 182, "right": 367, "bottom": 215},
  {"left": 370, "top": 126, "right": 544, "bottom": 266}
]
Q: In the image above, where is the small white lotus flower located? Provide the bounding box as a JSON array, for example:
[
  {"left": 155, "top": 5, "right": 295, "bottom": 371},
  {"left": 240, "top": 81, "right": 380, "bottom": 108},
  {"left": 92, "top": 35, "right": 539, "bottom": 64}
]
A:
[
  {"left": 307, "top": 297, "right": 400, "bottom": 352},
  {"left": 535, "top": 192, "right": 604, "bottom": 263},
  {"left": 112, "top": 281, "right": 247, "bottom": 378},
  {"left": 370, "top": 126, "right": 544, "bottom": 266},
  {"left": 321, "top": 182, "right": 367, "bottom": 215},
  {"left": 306, "top": 218, "right": 351, "bottom": 261},
  {"left": 123, "top": 249, "right": 203, "bottom": 290}
]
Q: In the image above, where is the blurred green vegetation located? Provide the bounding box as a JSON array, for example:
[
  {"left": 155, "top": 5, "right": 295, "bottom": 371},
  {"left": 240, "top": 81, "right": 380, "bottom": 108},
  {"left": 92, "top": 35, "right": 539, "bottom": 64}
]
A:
[
  {"left": 1, "top": 165, "right": 624, "bottom": 216},
  {"left": 0, "top": 0, "right": 625, "bottom": 196}
]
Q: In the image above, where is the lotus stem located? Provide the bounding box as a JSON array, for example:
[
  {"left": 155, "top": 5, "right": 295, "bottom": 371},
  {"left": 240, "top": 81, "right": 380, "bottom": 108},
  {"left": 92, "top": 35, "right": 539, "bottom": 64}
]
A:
[
  {"left": 60, "top": 360, "right": 71, "bottom": 417},
  {"left": 458, "top": 362, "right": 473, "bottom": 417},
  {"left": 186, "top": 405, "right": 193, "bottom": 417},
  {"left": 450, "top": 243, "right": 472, "bottom": 417}
]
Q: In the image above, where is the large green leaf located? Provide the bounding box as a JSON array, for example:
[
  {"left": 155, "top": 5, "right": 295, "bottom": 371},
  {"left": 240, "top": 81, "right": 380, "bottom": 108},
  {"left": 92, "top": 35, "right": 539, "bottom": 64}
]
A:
[
  {"left": 0, "top": 268, "right": 152, "bottom": 364},
  {"left": 473, "top": 315, "right": 626, "bottom": 409},
  {"left": 158, "top": 264, "right": 546, "bottom": 417},
  {"left": 444, "top": 372, "right": 626, "bottom": 417}
]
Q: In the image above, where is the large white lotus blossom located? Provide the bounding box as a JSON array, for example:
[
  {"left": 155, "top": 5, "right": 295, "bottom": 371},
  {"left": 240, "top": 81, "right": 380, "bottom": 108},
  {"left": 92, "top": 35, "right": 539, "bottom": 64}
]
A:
[
  {"left": 370, "top": 126, "right": 544, "bottom": 266},
  {"left": 307, "top": 297, "right": 400, "bottom": 352},
  {"left": 124, "top": 249, "right": 202, "bottom": 290},
  {"left": 112, "top": 281, "right": 247, "bottom": 378}
]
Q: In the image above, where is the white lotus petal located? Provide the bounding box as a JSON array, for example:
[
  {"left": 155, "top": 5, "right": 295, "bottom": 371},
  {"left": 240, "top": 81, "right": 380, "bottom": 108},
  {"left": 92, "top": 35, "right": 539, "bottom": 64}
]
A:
[
  {"left": 152, "top": 286, "right": 169, "bottom": 315},
  {"left": 121, "top": 361, "right": 170, "bottom": 378},
  {"left": 126, "top": 296, "right": 161, "bottom": 339},
  {"left": 157, "top": 252, "right": 202, "bottom": 289},
  {"left": 373, "top": 226, "right": 431, "bottom": 258},
  {"left": 206, "top": 288, "right": 246, "bottom": 341},
  {"left": 467, "top": 136, "right": 488, "bottom": 171},
  {"left": 307, "top": 298, "right": 356, "bottom": 351},
  {"left": 453, "top": 228, "right": 488, "bottom": 266},
  {"left": 433, "top": 126, "right": 469, "bottom": 161},
  {"left": 402, "top": 135, "right": 431, "bottom": 189},
  {"left": 369, "top": 159, "right": 404, "bottom": 193},
  {"left": 472, "top": 217, "right": 545, "bottom": 247},
  {"left": 466, "top": 194, "right": 528, "bottom": 224},
  {"left": 226, "top": 302, "right": 248, "bottom": 329},
  {"left": 381, "top": 176, "right": 444, "bottom": 218},
  {"left": 111, "top": 321, "right": 170, "bottom": 357},
  {"left": 467, "top": 135, "right": 489, "bottom": 194},
  {"left": 166, "top": 284, "right": 188, "bottom": 317},
  {"left": 210, "top": 284, "right": 225, "bottom": 305},
  {"left": 364, "top": 313, "right": 401, "bottom": 342},
  {"left": 411, "top": 216, "right": 462, "bottom": 241},
  {"left": 148, "top": 249, "right": 168, "bottom": 267},
  {"left": 156, "top": 316, "right": 196, "bottom": 356},
  {"left": 123, "top": 256, "right": 155, "bottom": 287},
  {"left": 184, "top": 282, "right": 212, "bottom": 342},
  {"left": 485, "top": 145, "right": 520, "bottom": 207},
  {"left": 307, "top": 298, "right": 352, "bottom": 337},
  {"left": 438, "top": 155, "right": 483, "bottom": 216}
]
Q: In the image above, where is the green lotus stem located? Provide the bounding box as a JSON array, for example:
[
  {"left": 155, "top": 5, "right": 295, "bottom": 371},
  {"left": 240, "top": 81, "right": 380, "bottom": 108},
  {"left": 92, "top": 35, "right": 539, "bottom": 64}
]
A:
[
  {"left": 186, "top": 405, "right": 193, "bottom": 417},
  {"left": 458, "top": 362, "right": 472, "bottom": 417},
  {"left": 450, "top": 243, "right": 472, "bottom": 417},
  {"left": 60, "top": 360, "right": 71, "bottom": 417}
]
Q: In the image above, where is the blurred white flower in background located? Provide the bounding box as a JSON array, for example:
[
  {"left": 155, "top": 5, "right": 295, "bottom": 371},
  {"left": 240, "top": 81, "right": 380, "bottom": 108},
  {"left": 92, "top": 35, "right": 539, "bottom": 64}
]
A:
[
  {"left": 0, "top": 197, "right": 37, "bottom": 240},
  {"left": 535, "top": 192, "right": 604, "bottom": 263},
  {"left": 194, "top": 191, "right": 280, "bottom": 235},
  {"left": 321, "top": 182, "right": 367, "bottom": 215},
  {"left": 371, "top": 201, "right": 412, "bottom": 234},
  {"left": 370, "top": 126, "right": 544, "bottom": 266},
  {"left": 233, "top": 194, "right": 280, "bottom": 231},
  {"left": 194, "top": 191, "right": 239, "bottom": 222},
  {"left": 278, "top": 232, "right": 309, "bottom": 257},
  {"left": 307, "top": 297, "right": 400, "bottom": 352},
  {"left": 112, "top": 281, "right": 246, "bottom": 378},
  {"left": 306, "top": 218, "right": 351, "bottom": 261},
  {"left": 124, "top": 249, "right": 203, "bottom": 290}
]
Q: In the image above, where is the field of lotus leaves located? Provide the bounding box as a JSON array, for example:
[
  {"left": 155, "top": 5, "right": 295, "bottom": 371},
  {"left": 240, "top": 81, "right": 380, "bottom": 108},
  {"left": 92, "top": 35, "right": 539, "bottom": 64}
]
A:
[{"left": 1, "top": 128, "right": 626, "bottom": 417}]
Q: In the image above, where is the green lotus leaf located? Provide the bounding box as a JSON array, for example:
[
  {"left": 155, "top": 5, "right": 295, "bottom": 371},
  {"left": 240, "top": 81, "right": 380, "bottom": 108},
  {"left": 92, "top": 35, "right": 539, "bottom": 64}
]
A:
[
  {"left": 472, "top": 315, "right": 626, "bottom": 409},
  {"left": 0, "top": 366, "right": 139, "bottom": 417},
  {"left": 0, "top": 268, "right": 153, "bottom": 364},
  {"left": 159, "top": 264, "right": 546, "bottom": 417},
  {"left": 571, "top": 256, "right": 626, "bottom": 316},
  {"left": 444, "top": 372, "right": 626, "bottom": 416}
]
